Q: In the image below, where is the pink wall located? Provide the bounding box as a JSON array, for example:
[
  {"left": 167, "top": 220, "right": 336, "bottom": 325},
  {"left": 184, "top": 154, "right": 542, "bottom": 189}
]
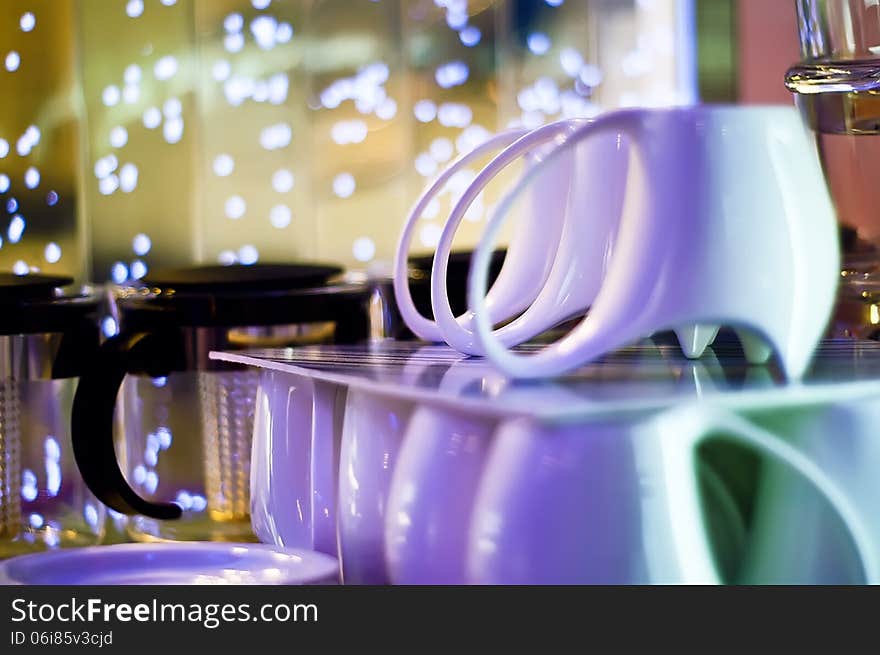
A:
[
  {"left": 737, "top": 0, "right": 880, "bottom": 245},
  {"left": 737, "top": 0, "right": 799, "bottom": 104}
]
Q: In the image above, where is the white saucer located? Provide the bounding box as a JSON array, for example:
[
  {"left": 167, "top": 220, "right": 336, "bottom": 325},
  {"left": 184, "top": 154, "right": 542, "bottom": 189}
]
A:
[{"left": 0, "top": 543, "right": 339, "bottom": 585}]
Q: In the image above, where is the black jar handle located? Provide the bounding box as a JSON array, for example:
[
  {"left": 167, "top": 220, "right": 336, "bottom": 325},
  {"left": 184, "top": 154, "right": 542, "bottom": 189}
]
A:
[{"left": 72, "top": 329, "right": 187, "bottom": 519}]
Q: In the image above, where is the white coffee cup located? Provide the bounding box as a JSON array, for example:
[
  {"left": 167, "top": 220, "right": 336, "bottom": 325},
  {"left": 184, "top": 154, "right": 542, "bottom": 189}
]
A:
[
  {"left": 250, "top": 370, "right": 345, "bottom": 556},
  {"left": 739, "top": 395, "right": 880, "bottom": 583},
  {"left": 384, "top": 361, "right": 503, "bottom": 584},
  {"left": 394, "top": 123, "right": 580, "bottom": 344},
  {"left": 336, "top": 388, "right": 414, "bottom": 584},
  {"left": 468, "top": 105, "right": 840, "bottom": 380},
  {"left": 467, "top": 403, "right": 876, "bottom": 584}
]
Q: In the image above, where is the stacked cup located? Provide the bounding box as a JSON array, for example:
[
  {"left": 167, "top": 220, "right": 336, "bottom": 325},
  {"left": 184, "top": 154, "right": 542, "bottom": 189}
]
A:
[
  {"left": 395, "top": 105, "right": 841, "bottom": 381},
  {"left": 243, "top": 340, "right": 880, "bottom": 584},
  {"left": 374, "top": 105, "right": 863, "bottom": 584}
]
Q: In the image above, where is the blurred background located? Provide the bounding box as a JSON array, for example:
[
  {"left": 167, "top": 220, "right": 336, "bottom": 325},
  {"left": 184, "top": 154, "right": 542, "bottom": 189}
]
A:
[{"left": 0, "top": 0, "right": 795, "bottom": 284}]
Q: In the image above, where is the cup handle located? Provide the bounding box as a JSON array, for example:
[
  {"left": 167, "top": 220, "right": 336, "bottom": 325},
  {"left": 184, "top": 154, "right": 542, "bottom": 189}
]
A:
[
  {"left": 431, "top": 118, "right": 588, "bottom": 354},
  {"left": 393, "top": 128, "right": 529, "bottom": 343},
  {"left": 655, "top": 404, "right": 879, "bottom": 584},
  {"left": 468, "top": 110, "right": 643, "bottom": 377},
  {"left": 71, "top": 329, "right": 187, "bottom": 519}
]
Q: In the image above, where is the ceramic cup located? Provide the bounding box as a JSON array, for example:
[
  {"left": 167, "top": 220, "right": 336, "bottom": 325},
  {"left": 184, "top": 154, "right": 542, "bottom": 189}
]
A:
[
  {"left": 394, "top": 123, "right": 581, "bottom": 344},
  {"left": 467, "top": 403, "right": 875, "bottom": 584},
  {"left": 381, "top": 350, "right": 750, "bottom": 585},
  {"left": 336, "top": 388, "right": 414, "bottom": 584},
  {"left": 384, "top": 361, "right": 503, "bottom": 584},
  {"left": 468, "top": 105, "right": 840, "bottom": 380},
  {"left": 250, "top": 370, "right": 346, "bottom": 556},
  {"left": 739, "top": 394, "right": 880, "bottom": 584}
]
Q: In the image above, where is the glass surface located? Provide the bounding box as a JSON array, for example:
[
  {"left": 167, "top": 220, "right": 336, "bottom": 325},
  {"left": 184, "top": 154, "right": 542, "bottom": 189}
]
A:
[
  {"left": 787, "top": 1, "right": 880, "bottom": 134},
  {"left": 120, "top": 370, "right": 259, "bottom": 543},
  {"left": 788, "top": 1, "right": 880, "bottom": 338},
  {"left": 0, "top": 379, "right": 106, "bottom": 559},
  {"left": 211, "top": 335, "right": 880, "bottom": 422},
  {"left": 795, "top": 0, "right": 880, "bottom": 62}
]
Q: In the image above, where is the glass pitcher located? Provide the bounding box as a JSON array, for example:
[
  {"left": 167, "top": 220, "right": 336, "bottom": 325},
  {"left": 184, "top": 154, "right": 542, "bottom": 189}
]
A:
[
  {"left": 70, "top": 264, "right": 386, "bottom": 543},
  {"left": 0, "top": 273, "right": 104, "bottom": 558},
  {"left": 787, "top": 0, "right": 880, "bottom": 338}
]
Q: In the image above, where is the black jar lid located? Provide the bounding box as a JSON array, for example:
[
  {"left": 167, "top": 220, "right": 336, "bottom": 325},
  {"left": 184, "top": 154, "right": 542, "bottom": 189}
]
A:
[
  {"left": 116, "top": 263, "right": 372, "bottom": 329},
  {"left": 0, "top": 272, "right": 101, "bottom": 336},
  {"left": 0, "top": 272, "right": 74, "bottom": 299},
  {"left": 142, "top": 263, "right": 343, "bottom": 293}
]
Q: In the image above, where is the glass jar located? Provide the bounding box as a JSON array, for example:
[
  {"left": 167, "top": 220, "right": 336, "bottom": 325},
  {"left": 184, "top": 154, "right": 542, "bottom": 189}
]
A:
[
  {"left": 0, "top": 273, "right": 104, "bottom": 558},
  {"left": 71, "top": 263, "right": 385, "bottom": 543},
  {"left": 786, "top": 0, "right": 880, "bottom": 338}
]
